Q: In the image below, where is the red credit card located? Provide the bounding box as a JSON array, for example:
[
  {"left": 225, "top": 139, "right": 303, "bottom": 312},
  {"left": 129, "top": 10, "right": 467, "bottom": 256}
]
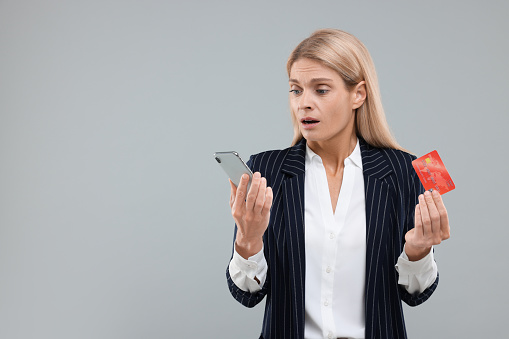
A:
[{"left": 412, "top": 150, "right": 455, "bottom": 195}]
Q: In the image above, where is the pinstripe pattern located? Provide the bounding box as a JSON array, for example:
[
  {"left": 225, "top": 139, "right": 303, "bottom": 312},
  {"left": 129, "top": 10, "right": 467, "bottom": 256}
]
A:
[{"left": 226, "top": 138, "right": 439, "bottom": 339}]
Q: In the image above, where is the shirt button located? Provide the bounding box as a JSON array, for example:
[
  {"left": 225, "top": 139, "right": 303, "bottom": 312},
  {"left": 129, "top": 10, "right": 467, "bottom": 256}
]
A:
[
  {"left": 328, "top": 331, "right": 333, "bottom": 339},
  {"left": 326, "top": 266, "right": 331, "bottom": 273},
  {"left": 329, "top": 233, "right": 335, "bottom": 239}
]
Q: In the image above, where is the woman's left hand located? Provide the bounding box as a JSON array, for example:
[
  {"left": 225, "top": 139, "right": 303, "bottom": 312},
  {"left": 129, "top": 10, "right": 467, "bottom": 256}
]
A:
[{"left": 404, "top": 190, "right": 450, "bottom": 261}]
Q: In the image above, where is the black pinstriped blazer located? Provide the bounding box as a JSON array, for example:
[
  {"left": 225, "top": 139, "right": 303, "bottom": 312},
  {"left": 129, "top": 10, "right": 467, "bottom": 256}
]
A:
[{"left": 226, "top": 138, "right": 439, "bottom": 339}]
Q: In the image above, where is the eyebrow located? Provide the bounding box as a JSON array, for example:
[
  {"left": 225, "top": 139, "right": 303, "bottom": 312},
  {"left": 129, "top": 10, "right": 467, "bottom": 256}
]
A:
[{"left": 289, "top": 77, "right": 334, "bottom": 84}]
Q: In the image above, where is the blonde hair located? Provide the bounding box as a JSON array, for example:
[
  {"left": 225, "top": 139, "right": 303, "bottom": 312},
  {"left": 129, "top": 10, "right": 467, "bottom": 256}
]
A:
[{"left": 287, "top": 29, "right": 406, "bottom": 152}]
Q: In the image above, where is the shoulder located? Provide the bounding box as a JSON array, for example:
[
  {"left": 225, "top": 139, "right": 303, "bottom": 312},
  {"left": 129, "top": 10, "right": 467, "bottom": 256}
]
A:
[
  {"left": 361, "top": 141, "right": 423, "bottom": 202},
  {"left": 381, "top": 148, "right": 417, "bottom": 173},
  {"left": 247, "top": 146, "right": 293, "bottom": 173},
  {"left": 247, "top": 139, "right": 306, "bottom": 178},
  {"left": 360, "top": 139, "right": 417, "bottom": 189},
  {"left": 361, "top": 139, "right": 416, "bottom": 173}
]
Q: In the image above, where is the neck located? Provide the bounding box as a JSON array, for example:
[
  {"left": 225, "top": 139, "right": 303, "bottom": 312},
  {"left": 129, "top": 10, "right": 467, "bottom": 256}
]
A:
[{"left": 307, "top": 131, "right": 357, "bottom": 174}]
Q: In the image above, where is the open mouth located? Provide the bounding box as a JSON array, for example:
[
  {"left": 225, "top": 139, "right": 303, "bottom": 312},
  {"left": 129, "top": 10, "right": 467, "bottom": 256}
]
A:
[{"left": 301, "top": 118, "right": 320, "bottom": 125}]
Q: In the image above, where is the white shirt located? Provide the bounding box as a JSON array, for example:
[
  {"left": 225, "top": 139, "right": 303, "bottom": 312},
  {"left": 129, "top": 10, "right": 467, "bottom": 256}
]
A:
[
  {"left": 303, "top": 140, "right": 366, "bottom": 338},
  {"left": 228, "top": 139, "right": 438, "bottom": 339}
]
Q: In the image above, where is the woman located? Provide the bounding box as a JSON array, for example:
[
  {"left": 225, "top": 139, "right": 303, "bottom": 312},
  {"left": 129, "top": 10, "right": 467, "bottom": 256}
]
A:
[{"left": 226, "top": 29, "right": 449, "bottom": 339}]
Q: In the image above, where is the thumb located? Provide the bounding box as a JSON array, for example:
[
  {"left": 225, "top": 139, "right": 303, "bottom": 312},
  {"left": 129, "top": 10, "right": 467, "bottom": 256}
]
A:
[{"left": 405, "top": 228, "right": 415, "bottom": 243}]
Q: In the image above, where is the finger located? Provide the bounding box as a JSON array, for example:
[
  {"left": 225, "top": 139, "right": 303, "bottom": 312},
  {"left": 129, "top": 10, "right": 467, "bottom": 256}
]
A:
[
  {"left": 246, "top": 172, "right": 261, "bottom": 211},
  {"left": 424, "top": 190, "right": 441, "bottom": 241},
  {"left": 232, "top": 174, "right": 249, "bottom": 213},
  {"left": 418, "top": 194, "right": 431, "bottom": 237},
  {"left": 414, "top": 203, "right": 424, "bottom": 237},
  {"left": 253, "top": 177, "right": 267, "bottom": 215},
  {"left": 261, "top": 186, "right": 273, "bottom": 216},
  {"left": 229, "top": 179, "right": 237, "bottom": 208},
  {"left": 432, "top": 190, "right": 450, "bottom": 240}
]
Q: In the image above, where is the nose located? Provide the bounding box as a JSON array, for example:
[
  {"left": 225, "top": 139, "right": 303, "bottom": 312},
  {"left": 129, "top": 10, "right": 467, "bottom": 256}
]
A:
[{"left": 298, "top": 90, "right": 313, "bottom": 111}]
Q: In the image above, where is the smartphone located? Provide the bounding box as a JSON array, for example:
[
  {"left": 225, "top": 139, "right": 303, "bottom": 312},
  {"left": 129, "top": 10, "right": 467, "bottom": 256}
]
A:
[{"left": 214, "top": 151, "right": 253, "bottom": 191}]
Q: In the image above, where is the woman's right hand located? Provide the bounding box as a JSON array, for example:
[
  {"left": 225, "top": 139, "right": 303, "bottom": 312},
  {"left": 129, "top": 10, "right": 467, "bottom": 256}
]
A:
[{"left": 230, "top": 172, "right": 273, "bottom": 259}]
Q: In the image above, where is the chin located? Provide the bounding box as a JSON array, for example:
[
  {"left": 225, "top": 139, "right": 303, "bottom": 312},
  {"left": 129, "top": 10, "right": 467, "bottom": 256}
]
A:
[
  {"left": 301, "top": 131, "right": 326, "bottom": 143},
  {"left": 301, "top": 128, "right": 354, "bottom": 145}
]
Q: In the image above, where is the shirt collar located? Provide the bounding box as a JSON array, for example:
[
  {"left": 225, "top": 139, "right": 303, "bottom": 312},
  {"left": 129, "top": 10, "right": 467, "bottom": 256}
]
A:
[
  {"left": 305, "top": 142, "right": 320, "bottom": 166},
  {"left": 349, "top": 138, "right": 363, "bottom": 170},
  {"left": 305, "top": 138, "right": 363, "bottom": 170}
]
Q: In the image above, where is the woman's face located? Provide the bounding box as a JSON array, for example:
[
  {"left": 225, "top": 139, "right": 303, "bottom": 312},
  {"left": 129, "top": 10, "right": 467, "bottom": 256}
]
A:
[{"left": 289, "top": 58, "right": 364, "bottom": 146}]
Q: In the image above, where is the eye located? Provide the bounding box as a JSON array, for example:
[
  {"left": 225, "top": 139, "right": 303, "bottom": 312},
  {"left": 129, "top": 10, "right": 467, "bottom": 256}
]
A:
[
  {"left": 316, "top": 89, "right": 329, "bottom": 95},
  {"left": 289, "top": 89, "right": 302, "bottom": 95}
]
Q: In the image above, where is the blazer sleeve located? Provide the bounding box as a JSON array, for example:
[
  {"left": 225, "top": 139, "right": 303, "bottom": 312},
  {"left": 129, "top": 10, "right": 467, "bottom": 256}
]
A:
[
  {"left": 399, "top": 155, "right": 440, "bottom": 307},
  {"left": 225, "top": 155, "right": 270, "bottom": 308}
]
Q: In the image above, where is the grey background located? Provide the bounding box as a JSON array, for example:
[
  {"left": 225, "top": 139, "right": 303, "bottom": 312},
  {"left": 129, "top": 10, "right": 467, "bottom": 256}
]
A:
[{"left": 1, "top": 1, "right": 507, "bottom": 338}]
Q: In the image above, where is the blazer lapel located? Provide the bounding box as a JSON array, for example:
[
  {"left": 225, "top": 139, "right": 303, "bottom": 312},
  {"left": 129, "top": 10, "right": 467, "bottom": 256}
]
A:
[
  {"left": 359, "top": 138, "right": 395, "bottom": 331},
  {"left": 280, "top": 139, "right": 306, "bottom": 338}
]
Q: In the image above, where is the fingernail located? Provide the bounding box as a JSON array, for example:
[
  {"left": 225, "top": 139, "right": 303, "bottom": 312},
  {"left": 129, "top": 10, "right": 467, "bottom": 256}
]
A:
[
  {"left": 242, "top": 174, "right": 248, "bottom": 180},
  {"left": 424, "top": 191, "right": 431, "bottom": 197},
  {"left": 254, "top": 172, "right": 261, "bottom": 178}
]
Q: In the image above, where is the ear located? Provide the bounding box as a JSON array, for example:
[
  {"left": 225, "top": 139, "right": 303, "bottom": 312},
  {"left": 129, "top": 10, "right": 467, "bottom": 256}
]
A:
[{"left": 352, "top": 81, "right": 366, "bottom": 110}]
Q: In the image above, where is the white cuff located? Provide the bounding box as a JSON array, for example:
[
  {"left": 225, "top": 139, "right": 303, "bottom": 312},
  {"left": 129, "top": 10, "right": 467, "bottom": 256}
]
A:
[
  {"left": 395, "top": 245, "right": 438, "bottom": 295},
  {"left": 228, "top": 246, "right": 268, "bottom": 293}
]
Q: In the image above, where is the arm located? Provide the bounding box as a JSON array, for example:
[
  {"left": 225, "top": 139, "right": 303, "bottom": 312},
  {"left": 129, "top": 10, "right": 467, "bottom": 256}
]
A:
[
  {"left": 226, "top": 157, "right": 273, "bottom": 308},
  {"left": 399, "top": 164, "right": 449, "bottom": 306}
]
